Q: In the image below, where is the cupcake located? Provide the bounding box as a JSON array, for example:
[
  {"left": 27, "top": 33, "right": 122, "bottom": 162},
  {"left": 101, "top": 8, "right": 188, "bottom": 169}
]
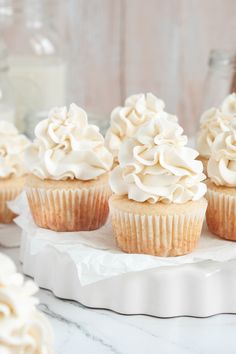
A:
[
  {"left": 0, "top": 252, "right": 53, "bottom": 353},
  {"left": 197, "top": 94, "right": 236, "bottom": 174},
  {"left": 0, "top": 120, "right": 30, "bottom": 223},
  {"left": 25, "top": 103, "right": 113, "bottom": 232},
  {"left": 206, "top": 120, "right": 236, "bottom": 240},
  {"left": 105, "top": 92, "right": 178, "bottom": 162},
  {"left": 109, "top": 115, "right": 207, "bottom": 256}
]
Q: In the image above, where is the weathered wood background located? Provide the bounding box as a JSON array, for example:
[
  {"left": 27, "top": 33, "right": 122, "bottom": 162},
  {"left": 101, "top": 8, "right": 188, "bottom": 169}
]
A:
[{"left": 56, "top": 0, "right": 236, "bottom": 135}]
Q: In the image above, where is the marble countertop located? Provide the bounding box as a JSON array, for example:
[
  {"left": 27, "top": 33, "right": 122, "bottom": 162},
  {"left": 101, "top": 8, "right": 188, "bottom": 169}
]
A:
[{"left": 2, "top": 246, "right": 236, "bottom": 354}]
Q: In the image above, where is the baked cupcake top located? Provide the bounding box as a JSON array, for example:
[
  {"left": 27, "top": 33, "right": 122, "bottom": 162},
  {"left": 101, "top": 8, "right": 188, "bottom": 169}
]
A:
[
  {"left": 0, "top": 121, "right": 30, "bottom": 179},
  {"left": 208, "top": 120, "right": 236, "bottom": 187},
  {"left": 25, "top": 103, "right": 113, "bottom": 181},
  {"left": 110, "top": 115, "right": 206, "bottom": 204},
  {"left": 197, "top": 93, "right": 236, "bottom": 159},
  {"left": 105, "top": 92, "right": 178, "bottom": 159},
  {"left": 0, "top": 253, "right": 53, "bottom": 354}
]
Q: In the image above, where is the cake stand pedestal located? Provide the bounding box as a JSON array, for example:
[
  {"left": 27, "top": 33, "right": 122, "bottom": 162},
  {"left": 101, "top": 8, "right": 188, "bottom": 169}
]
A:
[{"left": 20, "top": 231, "right": 236, "bottom": 318}]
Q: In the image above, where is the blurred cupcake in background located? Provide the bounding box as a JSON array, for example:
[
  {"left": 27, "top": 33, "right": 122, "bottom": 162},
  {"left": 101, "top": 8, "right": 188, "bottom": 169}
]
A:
[
  {"left": 197, "top": 93, "right": 236, "bottom": 174},
  {"left": 105, "top": 92, "right": 178, "bottom": 163},
  {"left": 221, "top": 93, "right": 236, "bottom": 115},
  {"left": 206, "top": 119, "right": 236, "bottom": 240},
  {"left": 0, "top": 252, "right": 53, "bottom": 353},
  {"left": 25, "top": 103, "right": 113, "bottom": 232},
  {"left": 109, "top": 114, "right": 207, "bottom": 257},
  {"left": 0, "top": 121, "right": 30, "bottom": 223}
]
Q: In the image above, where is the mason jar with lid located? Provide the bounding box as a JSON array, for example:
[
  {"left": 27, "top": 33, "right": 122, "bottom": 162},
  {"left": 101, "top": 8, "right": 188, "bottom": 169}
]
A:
[
  {"left": 201, "top": 49, "right": 236, "bottom": 113},
  {"left": 0, "top": 0, "right": 67, "bottom": 136},
  {"left": 0, "top": 39, "right": 15, "bottom": 123}
]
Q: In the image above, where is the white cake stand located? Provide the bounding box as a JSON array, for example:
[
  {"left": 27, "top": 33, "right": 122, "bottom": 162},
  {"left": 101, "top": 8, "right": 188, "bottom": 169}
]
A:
[{"left": 19, "top": 230, "right": 236, "bottom": 318}]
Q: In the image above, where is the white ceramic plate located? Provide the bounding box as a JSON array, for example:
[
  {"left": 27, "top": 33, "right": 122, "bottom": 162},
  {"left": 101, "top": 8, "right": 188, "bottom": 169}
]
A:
[{"left": 20, "top": 231, "right": 236, "bottom": 318}]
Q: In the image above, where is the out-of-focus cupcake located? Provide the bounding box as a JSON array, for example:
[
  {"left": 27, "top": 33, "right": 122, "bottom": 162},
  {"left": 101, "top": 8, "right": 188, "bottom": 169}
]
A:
[
  {"left": 0, "top": 121, "right": 30, "bottom": 223},
  {"left": 0, "top": 252, "right": 53, "bottom": 353},
  {"left": 105, "top": 92, "right": 177, "bottom": 164},
  {"left": 206, "top": 120, "right": 236, "bottom": 240},
  {"left": 197, "top": 93, "right": 236, "bottom": 174},
  {"left": 25, "top": 103, "right": 113, "bottom": 232},
  {"left": 109, "top": 115, "right": 207, "bottom": 257}
]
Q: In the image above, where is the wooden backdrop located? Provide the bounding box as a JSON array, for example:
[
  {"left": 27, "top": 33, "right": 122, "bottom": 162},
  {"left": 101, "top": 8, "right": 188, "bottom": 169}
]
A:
[{"left": 55, "top": 0, "right": 236, "bottom": 135}]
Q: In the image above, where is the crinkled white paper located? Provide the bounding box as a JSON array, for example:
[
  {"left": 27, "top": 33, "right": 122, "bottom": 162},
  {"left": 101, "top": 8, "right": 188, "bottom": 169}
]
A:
[{"left": 9, "top": 193, "right": 236, "bottom": 286}]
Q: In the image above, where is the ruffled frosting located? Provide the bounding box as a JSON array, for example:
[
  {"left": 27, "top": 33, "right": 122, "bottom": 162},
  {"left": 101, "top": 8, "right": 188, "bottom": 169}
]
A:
[
  {"left": 110, "top": 116, "right": 206, "bottom": 204},
  {"left": 0, "top": 253, "right": 53, "bottom": 354},
  {"left": 208, "top": 120, "right": 236, "bottom": 187},
  {"left": 221, "top": 93, "right": 236, "bottom": 115},
  {"left": 25, "top": 103, "right": 113, "bottom": 181},
  {"left": 105, "top": 93, "right": 178, "bottom": 159},
  {"left": 0, "top": 121, "right": 31, "bottom": 179},
  {"left": 197, "top": 94, "right": 236, "bottom": 158},
  {"left": 197, "top": 108, "right": 232, "bottom": 158}
]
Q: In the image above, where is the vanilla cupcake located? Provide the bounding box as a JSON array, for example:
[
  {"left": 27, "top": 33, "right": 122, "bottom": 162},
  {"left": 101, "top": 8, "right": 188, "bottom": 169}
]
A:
[
  {"left": 197, "top": 94, "right": 236, "bottom": 174},
  {"left": 0, "top": 121, "right": 30, "bottom": 223},
  {"left": 105, "top": 92, "right": 178, "bottom": 162},
  {"left": 206, "top": 120, "right": 236, "bottom": 240},
  {"left": 0, "top": 253, "right": 53, "bottom": 353},
  {"left": 25, "top": 104, "right": 113, "bottom": 232},
  {"left": 109, "top": 115, "right": 207, "bottom": 257}
]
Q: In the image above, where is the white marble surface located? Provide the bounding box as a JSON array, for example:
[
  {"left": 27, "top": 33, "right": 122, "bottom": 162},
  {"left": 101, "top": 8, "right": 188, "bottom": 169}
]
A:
[{"left": 2, "top": 246, "right": 236, "bottom": 354}]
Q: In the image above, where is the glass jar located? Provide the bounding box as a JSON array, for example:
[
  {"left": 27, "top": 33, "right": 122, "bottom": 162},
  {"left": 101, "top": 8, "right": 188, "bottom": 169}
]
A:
[
  {"left": 0, "top": 0, "right": 67, "bottom": 136},
  {"left": 0, "top": 39, "right": 15, "bottom": 123},
  {"left": 201, "top": 49, "right": 236, "bottom": 113}
]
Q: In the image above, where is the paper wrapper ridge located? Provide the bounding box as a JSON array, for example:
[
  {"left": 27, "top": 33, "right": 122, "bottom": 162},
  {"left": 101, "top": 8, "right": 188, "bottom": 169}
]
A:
[
  {"left": 26, "top": 184, "right": 112, "bottom": 232},
  {"left": 206, "top": 188, "right": 236, "bottom": 241},
  {"left": 110, "top": 207, "right": 207, "bottom": 256}
]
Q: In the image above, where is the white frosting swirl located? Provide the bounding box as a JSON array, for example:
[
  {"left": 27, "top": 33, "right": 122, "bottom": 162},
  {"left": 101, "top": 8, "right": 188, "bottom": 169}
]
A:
[
  {"left": 0, "top": 253, "right": 53, "bottom": 354},
  {"left": 197, "top": 93, "right": 236, "bottom": 158},
  {"left": 208, "top": 121, "right": 236, "bottom": 187},
  {"left": 110, "top": 117, "right": 206, "bottom": 204},
  {"left": 221, "top": 93, "right": 236, "bottom": 115},
  {"left": 0, "top": 121, "right": 31, "bottom": 179},
  {"left": 197, "top": 108, "right": 232, "bottom": 158},
  {"left": 25, "top": 103, "right": 113, "bottom": 181},
  {"left": 105, "top": 93, "right": 178, "bottom": 159}
]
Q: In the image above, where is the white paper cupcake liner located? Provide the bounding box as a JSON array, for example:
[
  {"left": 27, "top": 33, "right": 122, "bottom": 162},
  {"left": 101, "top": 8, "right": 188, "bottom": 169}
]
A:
[
  {"left": 0, "top": 186, "right": 23, "bottom": 223},
  {"left": 206, "top": 188, "right": 236, "bottom": 240},
  {"left": 110, "top": 207, "right": 206, "bottom": 257},
  {"left": 26, "top": 184, "right": 112, "bottom": 232}
]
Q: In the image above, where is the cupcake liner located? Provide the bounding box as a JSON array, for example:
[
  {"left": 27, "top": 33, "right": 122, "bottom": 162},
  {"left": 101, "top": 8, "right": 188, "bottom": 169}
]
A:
[
  {"left": 26, "top": 184, "right": 112, "bottom": 232},
  {"left": 110, "top": 206, "right": 206, "bottom": 256},
  {"left": 206, "top": 188, "right": 236, "bottom": 241},
  {"left": 0, "top": 186, "right": 23, "bottom": 224}
]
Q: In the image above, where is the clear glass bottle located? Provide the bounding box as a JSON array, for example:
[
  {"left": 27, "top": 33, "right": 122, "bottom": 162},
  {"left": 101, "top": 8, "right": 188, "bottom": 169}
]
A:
[
  {"left": 201, "top": 49, "right": 236, "bottom": 113},
  {"left": 0, "top": 0, "right": 67, "bottom": 136},
  {"left": 0, "top": 39, "right": 15, "bottom": 123}
]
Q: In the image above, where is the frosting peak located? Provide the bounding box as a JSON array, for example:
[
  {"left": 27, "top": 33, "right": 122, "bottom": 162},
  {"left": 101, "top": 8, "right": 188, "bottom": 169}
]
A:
[
  {"left": 0, "top": 121, "right": 31, "bottom": 179},
  {"left": 0, "top": 253, "right": 53, "bottom": 354},
  {"left": 105, "top": 93, "right": 178, "bottom": 159},
  {"left": 125, "top": 93, "right": 165, "bottom": 114},
  {"left": 208, "top": 120, "right": 236, "bottom": 187},
  {"left": 110, "top": 116, "right": 206, "bottom": 204},
  {"left": 197, "top": 93, "right": 236, "bottom": 158},
  {"left": 221, "top": 93, "right": 236, "bottom": 115},
  {"left": 25, "top": 103, "right": 113, "bottom": 181},
  {"left": 197, "top": 108, "right": 232, "bottom": 158}
]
